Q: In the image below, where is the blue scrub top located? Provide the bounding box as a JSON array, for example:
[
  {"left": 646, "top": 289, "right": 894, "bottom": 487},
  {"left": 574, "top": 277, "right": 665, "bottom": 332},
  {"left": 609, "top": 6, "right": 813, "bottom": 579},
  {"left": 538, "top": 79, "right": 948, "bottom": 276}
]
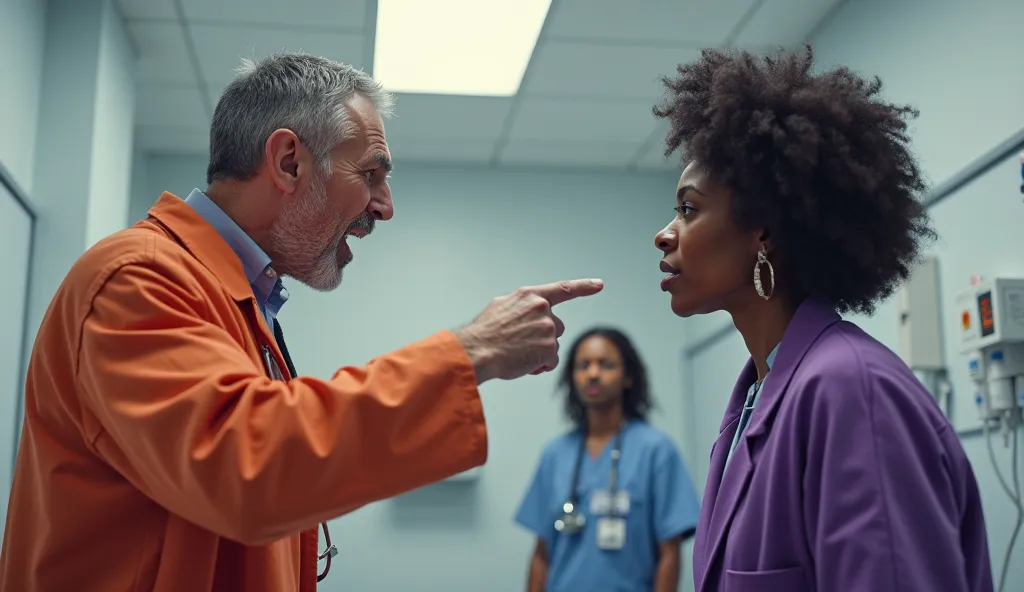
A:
[{"left": 514, "top": 420, "right": 701, "bottom": 592}]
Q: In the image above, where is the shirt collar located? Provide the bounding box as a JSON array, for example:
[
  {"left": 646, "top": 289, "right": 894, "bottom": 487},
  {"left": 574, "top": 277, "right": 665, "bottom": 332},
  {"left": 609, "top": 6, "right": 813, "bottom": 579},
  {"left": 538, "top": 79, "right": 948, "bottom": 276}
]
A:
[
  {"left": 183, "top": 189, "right": 286, "bottom": 311},
  {"left": 765, "top": 342, "right": 781, "bottom": 372},
  {"left": 184, "top": 189, "right": 273, "bottom": 283}
]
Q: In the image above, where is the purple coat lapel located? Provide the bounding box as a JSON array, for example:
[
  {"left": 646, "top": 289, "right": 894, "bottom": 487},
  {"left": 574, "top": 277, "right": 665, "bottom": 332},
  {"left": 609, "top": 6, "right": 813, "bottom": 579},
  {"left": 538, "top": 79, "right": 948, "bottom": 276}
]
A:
[{"left": 694, "top": 300, "right": 842, "bottom": 592}]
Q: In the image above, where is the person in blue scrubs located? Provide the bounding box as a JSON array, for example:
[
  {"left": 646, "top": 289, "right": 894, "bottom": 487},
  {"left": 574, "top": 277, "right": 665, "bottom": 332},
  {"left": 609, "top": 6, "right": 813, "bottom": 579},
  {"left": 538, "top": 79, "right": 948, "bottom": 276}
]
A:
[{"left": 515, "top": 327, "right": 701, "bottom": 592}]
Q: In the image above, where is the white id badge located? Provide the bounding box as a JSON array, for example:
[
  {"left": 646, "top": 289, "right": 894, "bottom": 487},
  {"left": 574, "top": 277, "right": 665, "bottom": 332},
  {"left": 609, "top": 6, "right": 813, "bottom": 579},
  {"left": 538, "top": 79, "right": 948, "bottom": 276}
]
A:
[{"left": 596, "top": 517, "right": 626, "bottom": 550}]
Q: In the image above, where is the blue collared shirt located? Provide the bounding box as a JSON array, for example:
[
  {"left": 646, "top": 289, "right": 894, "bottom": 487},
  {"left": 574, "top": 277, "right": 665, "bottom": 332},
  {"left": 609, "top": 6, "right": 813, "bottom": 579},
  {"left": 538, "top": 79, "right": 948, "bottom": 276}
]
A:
[
  {"left": 726, "top": 343, "right": 781, "bottom": 466},
  {"left": 184, "top": 189, "right": 289, "bottom": 329}
]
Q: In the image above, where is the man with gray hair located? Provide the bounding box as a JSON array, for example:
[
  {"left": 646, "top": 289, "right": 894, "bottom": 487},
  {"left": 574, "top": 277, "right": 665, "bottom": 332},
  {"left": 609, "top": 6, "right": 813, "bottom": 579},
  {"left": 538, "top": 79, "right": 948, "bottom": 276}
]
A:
[{"left": 0, "top": 53, "right": 603, "bottom": 591}]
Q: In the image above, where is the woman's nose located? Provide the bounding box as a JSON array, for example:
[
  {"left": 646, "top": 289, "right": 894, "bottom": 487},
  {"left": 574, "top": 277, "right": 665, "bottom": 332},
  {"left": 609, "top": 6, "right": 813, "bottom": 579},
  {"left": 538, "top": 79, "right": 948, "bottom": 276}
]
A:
[{"left": 655, "top": 227, "right": 676, "bottom": 252}]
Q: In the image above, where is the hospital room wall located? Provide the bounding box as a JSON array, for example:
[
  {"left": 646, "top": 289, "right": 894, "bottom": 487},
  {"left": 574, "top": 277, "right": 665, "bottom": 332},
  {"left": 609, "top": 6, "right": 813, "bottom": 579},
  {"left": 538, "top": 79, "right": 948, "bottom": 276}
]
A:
[
  {"left": 678, "top": 1, "right": 1024, "bottom": 591},
  {"left": 0, "top": 0, "right": 137, "bottom": 343},
  {"left": 0, "top": 0, "right": 137, "bottom": 541},
  {"left": 133, "top": 154, "right": 690, "bottom": 591},
  {"left": 3, "top": 0, "right": 1017, "bottom": 586},
  {"left": 0, "top": 0, "right": 47, "bottom": 194},
  {"left": 0, "top": 0, "right": 48, "bottom": 547}
]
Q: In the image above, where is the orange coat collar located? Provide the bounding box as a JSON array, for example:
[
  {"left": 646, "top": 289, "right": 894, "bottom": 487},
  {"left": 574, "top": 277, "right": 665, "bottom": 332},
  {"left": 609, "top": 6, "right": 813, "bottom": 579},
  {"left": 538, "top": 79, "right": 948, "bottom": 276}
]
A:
[{"left": 147, "top": 192, "right": 255, "bottom": 303}]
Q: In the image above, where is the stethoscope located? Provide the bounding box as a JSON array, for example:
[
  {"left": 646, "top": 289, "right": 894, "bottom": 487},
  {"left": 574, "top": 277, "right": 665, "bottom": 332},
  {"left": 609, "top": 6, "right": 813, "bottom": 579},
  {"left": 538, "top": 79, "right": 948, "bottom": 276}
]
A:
[
  {"left": 158, "top": 222, "right": 342, "bottom": 581},
  {"left": 257, "top": 324, "right": 339, "bottom": 582},
  {"left": 554, "top": 426, "right": 624, "bottom": 535}
]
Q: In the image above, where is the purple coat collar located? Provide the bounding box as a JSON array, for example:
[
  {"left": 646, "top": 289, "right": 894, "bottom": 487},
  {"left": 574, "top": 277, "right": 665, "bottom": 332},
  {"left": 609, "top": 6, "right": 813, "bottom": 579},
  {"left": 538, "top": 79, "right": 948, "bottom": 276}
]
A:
[{"left": 695, "top": 298, "right": 842, "bottom": 592}]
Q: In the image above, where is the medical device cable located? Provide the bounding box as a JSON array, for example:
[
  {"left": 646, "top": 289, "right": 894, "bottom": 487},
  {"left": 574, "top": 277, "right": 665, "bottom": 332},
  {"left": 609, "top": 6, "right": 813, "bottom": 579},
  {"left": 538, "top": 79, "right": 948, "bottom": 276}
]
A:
[
  {"left": 985, "top": 421, "right": 1016, "bottom": 500},
  {"left": 985, "top": 412, "right": 1022, "bottom": 592},
  {"left": 996, "top": 420, "right": 1021, "bottom": 592}
]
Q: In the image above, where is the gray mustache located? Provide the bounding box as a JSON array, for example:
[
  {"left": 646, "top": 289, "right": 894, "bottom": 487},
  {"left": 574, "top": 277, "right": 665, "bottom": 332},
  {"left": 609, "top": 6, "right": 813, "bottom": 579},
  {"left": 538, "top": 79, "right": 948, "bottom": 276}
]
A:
[{"left": 348, "top": 214, "right": 375, "bottom": 235}]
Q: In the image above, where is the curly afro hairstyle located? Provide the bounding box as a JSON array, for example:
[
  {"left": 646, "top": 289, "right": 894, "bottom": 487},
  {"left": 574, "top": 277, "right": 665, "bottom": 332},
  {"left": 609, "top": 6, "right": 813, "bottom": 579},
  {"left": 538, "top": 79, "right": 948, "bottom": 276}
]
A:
[
  {"left": 653, "top": 45, "right": 936, "bottom": 315},
  {"left": 557, "top": 327, "right": 653, "bottom": 427}
]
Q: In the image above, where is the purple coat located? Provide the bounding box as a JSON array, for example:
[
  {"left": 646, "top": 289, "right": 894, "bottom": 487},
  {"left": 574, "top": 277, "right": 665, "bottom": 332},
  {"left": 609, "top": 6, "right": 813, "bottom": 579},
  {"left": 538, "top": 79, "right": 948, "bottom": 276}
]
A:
[{"left": 692, "top": 299, "right": 994, "bottom": 592}]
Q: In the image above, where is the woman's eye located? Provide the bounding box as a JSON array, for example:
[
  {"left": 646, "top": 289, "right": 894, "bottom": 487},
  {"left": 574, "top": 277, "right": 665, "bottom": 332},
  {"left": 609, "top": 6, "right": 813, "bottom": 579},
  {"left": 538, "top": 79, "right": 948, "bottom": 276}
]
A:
[{"left": 674, "top": 205, "right": 694, "bottom": 217}]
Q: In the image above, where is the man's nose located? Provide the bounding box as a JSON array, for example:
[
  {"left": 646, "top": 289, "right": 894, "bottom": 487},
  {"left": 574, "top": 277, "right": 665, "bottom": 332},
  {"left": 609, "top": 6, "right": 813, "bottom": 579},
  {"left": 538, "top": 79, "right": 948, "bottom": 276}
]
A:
[{"left": 368, "top": 184, "right": 393, "bottom": 221}]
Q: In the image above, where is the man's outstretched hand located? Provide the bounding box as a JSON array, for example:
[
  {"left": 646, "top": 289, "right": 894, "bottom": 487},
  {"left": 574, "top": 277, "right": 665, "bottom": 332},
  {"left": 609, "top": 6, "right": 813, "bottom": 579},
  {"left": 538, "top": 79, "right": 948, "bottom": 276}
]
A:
[{"left": 455, "top": 279, "right": 605, "bottom": 383}]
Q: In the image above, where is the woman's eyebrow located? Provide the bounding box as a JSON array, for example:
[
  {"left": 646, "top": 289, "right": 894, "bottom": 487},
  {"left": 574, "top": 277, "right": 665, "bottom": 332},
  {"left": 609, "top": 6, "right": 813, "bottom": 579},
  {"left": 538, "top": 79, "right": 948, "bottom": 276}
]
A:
[{"left": 676, "top": 184, "right": 706, "bottom": 200}]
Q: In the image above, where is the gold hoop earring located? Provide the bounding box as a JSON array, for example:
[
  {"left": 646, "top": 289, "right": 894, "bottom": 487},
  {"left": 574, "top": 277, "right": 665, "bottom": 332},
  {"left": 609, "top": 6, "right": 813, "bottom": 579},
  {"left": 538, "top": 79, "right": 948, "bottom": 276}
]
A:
[{"left": 753, "top": 246, "right": 775, "bottom": 301}]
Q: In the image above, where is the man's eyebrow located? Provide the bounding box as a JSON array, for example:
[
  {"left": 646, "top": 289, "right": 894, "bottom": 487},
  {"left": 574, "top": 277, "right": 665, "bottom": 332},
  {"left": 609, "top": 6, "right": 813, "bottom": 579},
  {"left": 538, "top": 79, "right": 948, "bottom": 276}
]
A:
[
  {"left": 676, "top": 184, "right": 705, "bottom": 200},
  {"left": 368, "top": 152, "right": 392, "bottom": 173}
]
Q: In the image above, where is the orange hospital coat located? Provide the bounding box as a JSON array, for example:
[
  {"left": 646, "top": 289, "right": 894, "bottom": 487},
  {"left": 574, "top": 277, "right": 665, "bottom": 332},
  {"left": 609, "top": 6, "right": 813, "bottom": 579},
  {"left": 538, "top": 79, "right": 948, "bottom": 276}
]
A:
[{"left": 0, "top": 192, "right": 488, "bottom": 591}]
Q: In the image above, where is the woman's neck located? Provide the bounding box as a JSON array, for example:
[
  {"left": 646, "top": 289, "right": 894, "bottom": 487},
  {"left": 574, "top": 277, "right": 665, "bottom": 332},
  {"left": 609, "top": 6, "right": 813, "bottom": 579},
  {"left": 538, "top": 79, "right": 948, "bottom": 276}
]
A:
[
  {"left": 729, "top": 296, "right": 797, "bottom": 381},
  {"left": 586, "top": 405, "right": 624, "bottom": 439}
]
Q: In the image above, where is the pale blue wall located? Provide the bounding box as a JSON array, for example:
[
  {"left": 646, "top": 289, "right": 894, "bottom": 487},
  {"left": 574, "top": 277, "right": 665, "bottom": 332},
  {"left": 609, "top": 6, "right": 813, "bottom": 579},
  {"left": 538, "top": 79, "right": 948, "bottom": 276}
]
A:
[
  {"left": 0, "top": 0, "right": 47, "bottom": 194},
  {"left": 27, "top": 0, "right": 137, "bottom": 343},
  {"left": 0, "top": 0, "right": 47, "bottom": 547},
  {"left": 85, "top": 0, "right": 136, "bottom": 247},
  {"left": 3, "top": 0, "right": 1022, "bottom": 589}
]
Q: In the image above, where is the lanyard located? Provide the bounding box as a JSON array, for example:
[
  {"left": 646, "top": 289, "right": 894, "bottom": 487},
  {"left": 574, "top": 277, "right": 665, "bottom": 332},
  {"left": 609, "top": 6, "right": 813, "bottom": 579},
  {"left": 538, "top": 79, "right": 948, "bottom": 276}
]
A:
[{"left": 567, "top": 426, "right": 624, "bottom": 508}]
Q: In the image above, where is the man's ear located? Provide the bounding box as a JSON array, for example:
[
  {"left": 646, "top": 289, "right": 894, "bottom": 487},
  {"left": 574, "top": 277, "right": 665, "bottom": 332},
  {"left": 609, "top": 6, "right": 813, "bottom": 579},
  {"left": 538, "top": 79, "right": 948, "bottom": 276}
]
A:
[{"left": 265, "top": 129, "right": 303, "bottom": 194}]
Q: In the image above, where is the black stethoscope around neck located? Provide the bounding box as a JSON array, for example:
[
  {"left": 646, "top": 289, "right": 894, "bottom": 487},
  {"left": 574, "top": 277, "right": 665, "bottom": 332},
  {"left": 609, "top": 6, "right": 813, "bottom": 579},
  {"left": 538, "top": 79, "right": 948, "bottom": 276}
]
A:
[
  {"left": 253, "top": 310, "right": 339, "bottom": 582},
  {"left": 554, "top": 425, "right": 625, "bottom": 535}
]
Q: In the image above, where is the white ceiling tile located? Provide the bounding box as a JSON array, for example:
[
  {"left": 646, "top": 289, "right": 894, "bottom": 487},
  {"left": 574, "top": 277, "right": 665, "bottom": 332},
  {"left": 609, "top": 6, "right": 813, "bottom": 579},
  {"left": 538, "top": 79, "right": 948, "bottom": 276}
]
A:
[
  {"left": 525, "top": 41, "right": 701, "bottom": 101},
  {"left": 547, "top": 0, "right": 758, "bottom": 46},
  {"left": 500, "top": 139, "right": 642, "bottom": 168},
  {"left": 190, "top": 24, "right": 366, "bottom": 87},
  {"left": 181, "top": 0, "right": 367, "bottom": 30},
  {"left": 136, "top": 125, "right": 209, "bottom": 155},
  {"left": 733, "top": 0, "right": 845, "bottom": 47},
  {"left": 135, "top": 86, "right": 208, "bottom": 128},
  {"left": 509, "top": 98, "right": 657, "bottom": 144},
  {"left": 128, "top": 22, "right": 195, "bottom": 86},
  {"left": 388, "top": 138, "right": 496, "bottom": 165},
  {"left": 386, "top": 95, "right": 513, "bottom": 140},
  {"left": 118, "top": 0, "right": 176, "bottom": 20}
]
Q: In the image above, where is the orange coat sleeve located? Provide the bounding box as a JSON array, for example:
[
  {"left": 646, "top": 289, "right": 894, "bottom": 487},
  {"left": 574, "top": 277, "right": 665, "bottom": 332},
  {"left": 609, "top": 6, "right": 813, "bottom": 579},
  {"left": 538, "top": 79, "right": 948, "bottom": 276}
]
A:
[{"left": 75, "top": 261, "right": 487, "bottom": 546}]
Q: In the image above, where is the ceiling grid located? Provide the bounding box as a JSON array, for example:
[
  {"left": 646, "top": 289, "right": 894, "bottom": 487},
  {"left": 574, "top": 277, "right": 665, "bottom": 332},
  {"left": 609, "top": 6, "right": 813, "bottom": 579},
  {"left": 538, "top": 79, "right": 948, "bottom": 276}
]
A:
[{"left": 120, "top": 0, "right": 845, "bottom": 171}]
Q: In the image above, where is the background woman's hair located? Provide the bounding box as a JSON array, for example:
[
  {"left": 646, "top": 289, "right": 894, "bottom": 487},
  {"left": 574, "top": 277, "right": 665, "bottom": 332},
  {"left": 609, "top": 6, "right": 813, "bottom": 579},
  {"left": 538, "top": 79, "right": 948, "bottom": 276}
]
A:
[
  {"left": 557, "top": 327, "right": 653, "bottom": 427},
  {"left": 653, "top": 45, "right": 936, "bottom": 315}
]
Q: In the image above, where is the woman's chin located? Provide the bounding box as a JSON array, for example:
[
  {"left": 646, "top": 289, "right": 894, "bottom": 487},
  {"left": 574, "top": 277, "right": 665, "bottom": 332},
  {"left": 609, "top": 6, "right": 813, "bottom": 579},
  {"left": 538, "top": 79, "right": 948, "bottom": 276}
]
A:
[{"left": 669, "top": 294, "right": 704, "bottom": 318}]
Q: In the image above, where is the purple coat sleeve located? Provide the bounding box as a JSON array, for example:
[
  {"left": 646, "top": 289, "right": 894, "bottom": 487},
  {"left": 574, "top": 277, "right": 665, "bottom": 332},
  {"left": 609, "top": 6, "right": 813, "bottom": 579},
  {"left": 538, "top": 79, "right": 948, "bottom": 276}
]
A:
[{"left": 800, "top": 363, "right": 992, "bottom": 592}]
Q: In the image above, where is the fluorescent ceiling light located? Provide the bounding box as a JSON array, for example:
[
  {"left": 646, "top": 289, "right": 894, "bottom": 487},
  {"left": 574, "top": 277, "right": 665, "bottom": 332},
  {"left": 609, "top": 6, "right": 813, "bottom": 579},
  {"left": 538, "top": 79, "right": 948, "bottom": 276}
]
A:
[{"left": 373, "top": 0, "right": 552, "bottom": 96}]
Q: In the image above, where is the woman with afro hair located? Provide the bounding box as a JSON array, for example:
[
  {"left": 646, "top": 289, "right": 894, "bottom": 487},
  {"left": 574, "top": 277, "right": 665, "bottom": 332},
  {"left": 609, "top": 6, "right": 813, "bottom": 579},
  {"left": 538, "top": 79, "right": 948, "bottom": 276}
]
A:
[{"left": 653, "top": 46, "right": 993, "bottom": 592}]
